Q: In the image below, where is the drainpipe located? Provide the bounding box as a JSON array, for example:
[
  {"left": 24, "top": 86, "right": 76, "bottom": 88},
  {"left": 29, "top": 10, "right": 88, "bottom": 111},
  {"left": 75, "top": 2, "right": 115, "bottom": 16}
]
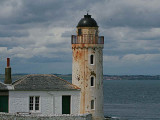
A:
[{"left": 4, "top": 58, "right": 12, "bottom": 84}]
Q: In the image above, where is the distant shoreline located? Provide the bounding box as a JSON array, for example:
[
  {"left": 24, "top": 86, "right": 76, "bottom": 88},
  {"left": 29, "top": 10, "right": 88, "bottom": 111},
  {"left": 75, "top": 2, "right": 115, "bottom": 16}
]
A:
[
  {"left": 103, "top": 75, "right": 160, "bottom": 80},
  {"left": 0, "top": 74, "right": 160, "bottom": 82}
]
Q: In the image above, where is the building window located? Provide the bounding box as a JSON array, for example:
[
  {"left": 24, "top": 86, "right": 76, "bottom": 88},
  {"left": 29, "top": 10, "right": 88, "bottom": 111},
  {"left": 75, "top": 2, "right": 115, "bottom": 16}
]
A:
[
  {"left": 29, "top": 96, "right": 34, "bottom": 110},
  {"left": 78, "top": 29, "right": 82, "bottom": 35},
  {"left": 91, "top": 100, "right": 95, "bottom": 110},
  {"left": 35, "top": 96, "right": 40, "bottom": 110},
  {"left": 91, "top": 76, "right": 94, "bottom": 87},
  {"left": 90, "top": 55, "right": 94, "bottom": 65},
  {"left": 29, "top": 96, "right": 40, "bottom": 112}
]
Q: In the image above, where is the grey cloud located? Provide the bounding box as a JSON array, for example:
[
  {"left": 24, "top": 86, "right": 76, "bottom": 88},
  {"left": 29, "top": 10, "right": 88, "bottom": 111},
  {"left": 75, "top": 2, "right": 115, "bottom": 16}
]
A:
[
  {"left": 92, "top": 0, "right": 160, "bottom": 28},
  {"left": 28, "top": 55, "right": 71, "bottom": 63},
  {"left": 0, "top": 0, "right": 97, "bottom": 26},
  {"left": 0, "top": 0, "right": 160, "bottom": 75},
  {"left": 135, "top": 35, "right": 160, "bottom": 41},
  {"left": 0, "top": 37, "right": 35, "bottom": 48},
  {"left": 0, "top": 30, "right": 29, "bottom": 37},
  {"left": 101, "top": 26, "right": 160, "bottom": 58},
  {"left": 61, "top": 31, "right": 72, "bottom": 38},
  {"left": 104, "top": 48, "right": 160, "bottom": 56},
  {"left": 45, "top": 42, "right": 71, "bottom": 50}
]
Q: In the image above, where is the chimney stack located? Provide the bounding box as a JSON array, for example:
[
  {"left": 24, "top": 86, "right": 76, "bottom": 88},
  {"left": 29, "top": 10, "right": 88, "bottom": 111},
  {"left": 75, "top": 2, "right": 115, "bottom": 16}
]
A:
[
  {"left": 4, "top": 58, "right": 12, "bottom": 84},
  {"left": 7, "top": 58, "right": 10, "bottom": 67}
]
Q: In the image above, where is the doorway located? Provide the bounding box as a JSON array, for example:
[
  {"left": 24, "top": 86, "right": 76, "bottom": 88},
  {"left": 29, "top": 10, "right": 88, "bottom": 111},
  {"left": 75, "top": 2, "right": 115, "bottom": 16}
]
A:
[
  {"left": 62, "top": 96, "right": 71, "bottom": 114},
  {"left": 0, "top": 96, "right": 8, "bottom": 112}
]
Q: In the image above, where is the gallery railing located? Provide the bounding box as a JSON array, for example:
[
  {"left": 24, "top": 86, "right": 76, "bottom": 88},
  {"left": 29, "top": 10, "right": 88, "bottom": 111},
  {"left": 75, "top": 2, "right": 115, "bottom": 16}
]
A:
[{"left": 71, "top": 35, "right": 104, "bottom": 44}]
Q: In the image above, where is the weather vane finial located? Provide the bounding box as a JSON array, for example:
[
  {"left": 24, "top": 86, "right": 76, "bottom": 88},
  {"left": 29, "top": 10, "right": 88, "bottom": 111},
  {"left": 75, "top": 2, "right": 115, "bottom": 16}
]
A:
[{"left": 87, "top": 10, "right": 89, "bottom": 15}]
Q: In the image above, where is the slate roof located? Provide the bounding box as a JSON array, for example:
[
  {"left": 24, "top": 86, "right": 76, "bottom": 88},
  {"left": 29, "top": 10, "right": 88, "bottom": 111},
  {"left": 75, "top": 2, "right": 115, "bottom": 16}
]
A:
[
  {"left": 12, "top": 74, "right": 80, "bottom": 91},
  {"left": 0, "top": 82, "right": 8, "bottom": 90}
]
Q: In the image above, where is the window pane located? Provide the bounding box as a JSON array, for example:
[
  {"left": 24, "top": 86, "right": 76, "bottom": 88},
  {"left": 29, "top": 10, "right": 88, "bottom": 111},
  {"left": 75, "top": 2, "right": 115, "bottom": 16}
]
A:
[
  {"left": 91, "top": 100, "right": 94, "bottom": 109},
  {"left": 78, "top": 29, "right": 81, "bottom": 35},
  {"left": 30, "top": 96, "right": 33, "bottom": 103},
  {"left": 91, "top": 77, "right": 94, "bottom": 86},
  {"left": 35, "top": 97, "right": 39, "bottom": 104},
  {"left": 29, "top": 96, "right": 34, "bottom": 110},
  {"left": 29, "top": 104, "right": 33, "bottom": 110},
  {"left": 35, "top": 104, "right": 39, "bottom": 110},
  {"left": 35, "top": 96, "right": 39, "bottom": 110}
]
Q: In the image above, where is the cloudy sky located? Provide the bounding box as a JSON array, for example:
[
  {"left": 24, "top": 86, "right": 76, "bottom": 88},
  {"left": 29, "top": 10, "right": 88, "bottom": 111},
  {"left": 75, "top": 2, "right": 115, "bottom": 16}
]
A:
[{"left": 0, "top": 0, "right": 160, "bottom": 75}]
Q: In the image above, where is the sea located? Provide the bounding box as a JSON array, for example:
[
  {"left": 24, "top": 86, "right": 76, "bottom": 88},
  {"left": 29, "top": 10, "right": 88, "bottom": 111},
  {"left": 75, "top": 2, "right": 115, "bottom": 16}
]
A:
[
  {"left": 104, "top": 80, "right": 160, "bottom": 120},
  {"left": 1, "top": 75, "right": 160, "bottom": 120}
]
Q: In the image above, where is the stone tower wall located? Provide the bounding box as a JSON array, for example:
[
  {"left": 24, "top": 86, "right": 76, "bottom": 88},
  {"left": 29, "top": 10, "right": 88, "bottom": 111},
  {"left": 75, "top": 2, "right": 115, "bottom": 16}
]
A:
[{"left": 72, "top": 27, "right": 104, "bottom": 120}]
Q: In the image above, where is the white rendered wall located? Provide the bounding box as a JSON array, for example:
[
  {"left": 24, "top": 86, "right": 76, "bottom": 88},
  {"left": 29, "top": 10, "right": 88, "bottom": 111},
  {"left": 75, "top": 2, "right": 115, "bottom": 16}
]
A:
[{"left": 9, "top": 90, "right": 80, "bottom": 115}]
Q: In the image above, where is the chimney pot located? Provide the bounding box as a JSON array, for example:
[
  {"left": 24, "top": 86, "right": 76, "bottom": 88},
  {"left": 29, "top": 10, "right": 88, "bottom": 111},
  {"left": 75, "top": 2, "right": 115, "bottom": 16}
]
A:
[{"left": 7, "top": 58, "right": 10, "bottom": 67}]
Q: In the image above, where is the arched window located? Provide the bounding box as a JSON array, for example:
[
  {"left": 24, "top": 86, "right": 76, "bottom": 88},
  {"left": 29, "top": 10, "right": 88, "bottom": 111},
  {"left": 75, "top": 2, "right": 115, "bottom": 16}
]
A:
[
  {"left": 90, "top": 55, "right": 94, "bottom": 65},
  {"left": 91, "top": 76, "right": 94, "bottom": 87},
  {"left": 91, "top": 100, "right": 94, "bottom": 109}
]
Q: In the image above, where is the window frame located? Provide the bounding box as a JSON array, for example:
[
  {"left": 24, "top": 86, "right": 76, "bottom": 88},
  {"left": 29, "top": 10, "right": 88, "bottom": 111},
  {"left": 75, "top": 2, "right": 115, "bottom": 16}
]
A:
[
  {"left": 90, "top": 76, "right": 95, "bottom": 87},
  {"left": 90, "top": 54, "right": 94, "bottom": 65},
  {"left": 78, "top": 29, "right": 82, "bottom": 36},
  {"left": 29, "top": 96, "right": 34, "bottom": 111},
  {"left": 91, "top": 100, "right": 95, "bottom": 110},
  {"left": 62, "top": 95, "right": 71, "bottom": 114},
  {"left": 29, "top": 96, "right": 40, "bottom": 113}
]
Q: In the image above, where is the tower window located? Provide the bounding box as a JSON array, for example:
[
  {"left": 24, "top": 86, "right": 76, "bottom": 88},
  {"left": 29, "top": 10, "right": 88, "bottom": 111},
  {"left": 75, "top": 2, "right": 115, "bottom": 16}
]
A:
[
  {"left": 91, "top": 77, "right": 94, "bottom": 86},
  {"left": 91, "top": 100, "right": 95, "bottom": 109},
  {"left": 90, "top": 55, "right": 94, "bottom": 64},
  {"left": 78, "top": 29, "right": 82, "bottom": 35},
  {"left": 95, "top": 30, "right": 98, "bottom": 36}
]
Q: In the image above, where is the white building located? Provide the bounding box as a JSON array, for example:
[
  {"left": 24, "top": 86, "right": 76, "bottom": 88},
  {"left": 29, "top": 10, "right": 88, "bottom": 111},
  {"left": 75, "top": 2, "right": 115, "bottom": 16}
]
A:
[{"left": 9, "top": 74, "right": 80, "bottom": 115}]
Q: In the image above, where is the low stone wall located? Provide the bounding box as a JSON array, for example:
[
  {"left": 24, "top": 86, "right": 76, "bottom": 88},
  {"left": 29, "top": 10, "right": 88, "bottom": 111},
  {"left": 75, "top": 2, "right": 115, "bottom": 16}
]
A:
[{"left": 0, "top": 113, "right": 92, "bottom": 120}]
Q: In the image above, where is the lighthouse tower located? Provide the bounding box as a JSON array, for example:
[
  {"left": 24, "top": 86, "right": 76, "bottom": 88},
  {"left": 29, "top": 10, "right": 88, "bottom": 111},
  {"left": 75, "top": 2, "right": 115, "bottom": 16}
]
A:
[{"left": 71, "top": 14, "right": 104, "bottom": 120}]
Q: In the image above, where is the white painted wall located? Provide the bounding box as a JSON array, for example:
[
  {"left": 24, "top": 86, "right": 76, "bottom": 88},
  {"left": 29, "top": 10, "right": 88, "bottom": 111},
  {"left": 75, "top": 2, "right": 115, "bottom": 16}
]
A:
[{"left": 9, "top": 90, "right": 80, "bottom": 115}]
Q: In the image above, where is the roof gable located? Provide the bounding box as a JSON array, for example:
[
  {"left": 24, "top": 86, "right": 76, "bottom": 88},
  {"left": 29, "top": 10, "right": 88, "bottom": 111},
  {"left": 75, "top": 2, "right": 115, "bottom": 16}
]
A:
[{"left": 12, "top": 74, "right": 80, "bottom": 91}]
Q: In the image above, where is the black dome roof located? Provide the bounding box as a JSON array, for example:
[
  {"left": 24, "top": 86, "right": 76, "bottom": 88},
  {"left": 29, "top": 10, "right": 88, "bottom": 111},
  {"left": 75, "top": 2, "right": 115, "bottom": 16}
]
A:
[{"left": 77, "top": 14, "right": 98, "bottom": 27}]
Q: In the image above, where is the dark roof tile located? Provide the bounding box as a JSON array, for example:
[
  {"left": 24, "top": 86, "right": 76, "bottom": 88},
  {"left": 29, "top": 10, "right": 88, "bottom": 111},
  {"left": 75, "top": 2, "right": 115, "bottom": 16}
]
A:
[
  {"left": 12, "top": 74, "right": 80, "bottom": 91},
  {"left": 0, "top": 82, "right": 8, "bottom": 90}
]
